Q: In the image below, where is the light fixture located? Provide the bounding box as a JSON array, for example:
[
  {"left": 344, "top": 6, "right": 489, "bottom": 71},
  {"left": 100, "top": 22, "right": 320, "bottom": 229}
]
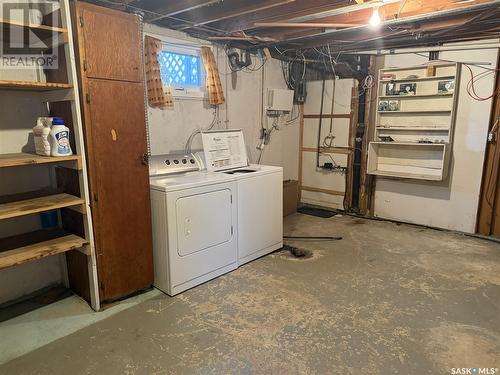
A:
[{"left": 369, "top": 6, "right": 381, "bottom": 27}]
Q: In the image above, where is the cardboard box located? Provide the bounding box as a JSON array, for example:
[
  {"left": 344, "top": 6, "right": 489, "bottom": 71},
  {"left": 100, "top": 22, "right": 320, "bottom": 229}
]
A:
[{"left": 283, "top": 180, "right": 299, "bottom": 217}]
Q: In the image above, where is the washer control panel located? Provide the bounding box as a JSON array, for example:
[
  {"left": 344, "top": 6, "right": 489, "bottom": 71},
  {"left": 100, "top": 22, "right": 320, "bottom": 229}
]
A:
[{"left": 149, "top": 153, "right": 200, "bottom": 176}]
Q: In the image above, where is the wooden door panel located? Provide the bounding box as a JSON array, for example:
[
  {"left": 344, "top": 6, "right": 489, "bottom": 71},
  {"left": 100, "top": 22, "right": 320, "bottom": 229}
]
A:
[
  {"left": 80, "top": 5, "right": 141, "bottom": 82},
  {"left": 493, "top": 181, "right": 500, "bottom": 237},
  {"left": 87, "top": 78, "right": 153, "bottom": 301},
  {"left": 477, "top": 55, "right": 500, "bottom": 236}
]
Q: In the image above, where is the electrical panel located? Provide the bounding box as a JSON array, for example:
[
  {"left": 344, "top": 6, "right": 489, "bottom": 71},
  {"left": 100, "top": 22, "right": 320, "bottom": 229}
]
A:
[{"left": 266, "top": 89, "right": 294, "bottom": 112}]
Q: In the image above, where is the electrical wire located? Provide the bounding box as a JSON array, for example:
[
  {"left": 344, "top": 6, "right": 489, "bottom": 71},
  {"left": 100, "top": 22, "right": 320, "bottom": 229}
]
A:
[
  {"left": 465, "top": 64, "right": 500, "bottom": 101},
  {"left": 406, "top": 53, "right": 500, "bottom": 101},
  {"left": 184, "top": 107, "right": 219, "bottom": 153}
]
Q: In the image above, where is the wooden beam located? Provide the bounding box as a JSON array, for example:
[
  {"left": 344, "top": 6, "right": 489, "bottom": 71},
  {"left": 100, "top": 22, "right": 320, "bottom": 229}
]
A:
[
  {"left": 294, "top": 0, "right": 492, "bottom": 26},
  {"left": 276, "top": 0, "right": 498, "bottom": 48},
  {"left": 254, "top": 22, "right": 362, "bottom": 28},
  {"left": 178, "top": 0, "right": 296, "bottom": 29},
  {"left": 211, "top": 0, "right": 347, "bottom": 33},
  {"left": 301, "top": 185, "right": 345, "bottom": 196},
  {"left": 146, "top": 0, "right": 221, "bottom": 22},
  {"left": 286, "top": 0, "right": 401, "bottom": 23}
]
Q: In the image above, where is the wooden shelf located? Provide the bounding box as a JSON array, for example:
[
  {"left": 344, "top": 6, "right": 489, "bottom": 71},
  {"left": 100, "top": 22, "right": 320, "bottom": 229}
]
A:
[
  {"left": 0, "top": 153, "right": 80, "bottom": 168},
  {"left": 0, "top": 18, "right": 68, "bottom": 49},
  {"left": 369, "top": 169, "right": 442, "bottom": 181},
  {"left": 0, "top": 229, "right": 88, "bottom": 270},
  {"left": 379, "top": 93, "right": 453, "bottom": 99},
  {"left": 370, "top": 141, "right": 446, "bottom": 147},
  {"left": 0, "top": 80, "right": 72, "bottom": 91},
  {"left": 0, "top": 193, "right": 84, "bottom": 220},
  {"left": 376, "top": 127, "right": 450, "bottom": 131},
  {"left": 378, "top": 110, "right": 452, "bottom": 114},
  {"left": 380, "top": 63, "right": 455, "bottom": 72},
  {"left": 380, "top": 75, "right": 455, "bottom": 83},
  {"left": 0, "top": 18, "right": 67, "bottom": 34}
]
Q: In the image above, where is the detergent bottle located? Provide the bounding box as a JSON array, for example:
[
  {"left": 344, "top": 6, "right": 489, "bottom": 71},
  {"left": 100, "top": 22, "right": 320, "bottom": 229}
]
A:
[
  {"left": 33, "top": 117, "right": 52, "bottom": 156},
  {"left": 49, "top": 117, "right": 73, "bottom": 156}
]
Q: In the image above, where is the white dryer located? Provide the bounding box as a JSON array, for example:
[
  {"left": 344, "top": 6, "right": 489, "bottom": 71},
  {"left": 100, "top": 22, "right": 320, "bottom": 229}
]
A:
[
  {"left": 201, "top": 130, "right": 283, "bottom": 266},
  {"left": 149, "top": 154, "right": 238, "bottom": 296}
]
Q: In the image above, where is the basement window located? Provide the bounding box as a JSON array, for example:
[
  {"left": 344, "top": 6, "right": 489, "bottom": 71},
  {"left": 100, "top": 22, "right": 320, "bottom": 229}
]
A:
[{"left": 158, "top": 45, "right": 206, "bottom": 99}]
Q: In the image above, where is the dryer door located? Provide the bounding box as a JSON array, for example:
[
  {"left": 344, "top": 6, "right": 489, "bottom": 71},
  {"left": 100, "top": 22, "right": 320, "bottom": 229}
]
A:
[
  {"left": 176, "top": 189, "right": 232, "bottom": 256},
  {"left": 165, "top": 183, "right": 237, "bottom": 293}
]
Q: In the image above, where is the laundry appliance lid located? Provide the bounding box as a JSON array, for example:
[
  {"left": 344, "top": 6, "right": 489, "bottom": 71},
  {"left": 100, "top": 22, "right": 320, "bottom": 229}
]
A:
[
  {"left": 201, "top": 129, "right": 249, "bottom": 172},
  {"left": 150, "top": 171, "right": 235, "bottom": 193}
]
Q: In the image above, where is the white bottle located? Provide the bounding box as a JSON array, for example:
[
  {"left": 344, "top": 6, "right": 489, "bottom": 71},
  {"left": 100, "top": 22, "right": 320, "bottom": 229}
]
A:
[
  {"left": 49, "top": 117, "right": 73, "bottom": 156},
  {"left": 33, "top": 117, "right": 52, "bottom": 156}
]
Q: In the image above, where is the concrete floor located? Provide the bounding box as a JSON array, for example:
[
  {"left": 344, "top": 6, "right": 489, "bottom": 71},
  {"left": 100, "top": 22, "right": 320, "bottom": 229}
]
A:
[{"left": 1, "top": 213, "right": 500, "bottom": 374}]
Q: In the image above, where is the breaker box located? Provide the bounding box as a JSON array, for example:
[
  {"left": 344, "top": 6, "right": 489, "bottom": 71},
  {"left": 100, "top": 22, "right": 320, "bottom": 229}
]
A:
[{"left": 266, "top": 89, "right": 294, "bottom": 113}]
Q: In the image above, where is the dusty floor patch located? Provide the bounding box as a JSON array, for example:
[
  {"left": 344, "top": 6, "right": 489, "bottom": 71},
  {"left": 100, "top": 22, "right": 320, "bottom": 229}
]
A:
[{"left": 426, "top": 322, "right": 500, "bottom": 370}]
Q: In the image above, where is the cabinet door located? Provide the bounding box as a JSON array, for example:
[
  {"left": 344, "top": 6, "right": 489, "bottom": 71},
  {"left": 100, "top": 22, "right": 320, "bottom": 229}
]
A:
[
  {"left": 87, "top": 78, "right": 153, "bottom": 301},
  {"left": 78, "top": 3, "right": 142, "bottom": 82}
]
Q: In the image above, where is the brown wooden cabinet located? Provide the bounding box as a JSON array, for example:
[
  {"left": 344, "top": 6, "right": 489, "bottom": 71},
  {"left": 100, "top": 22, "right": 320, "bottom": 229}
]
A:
[
  {"left": 70, "top": 1, "right": 153, "bottom": 302},
  {"left": 477, "top": 59, "right": 500, "bottom": 237}
]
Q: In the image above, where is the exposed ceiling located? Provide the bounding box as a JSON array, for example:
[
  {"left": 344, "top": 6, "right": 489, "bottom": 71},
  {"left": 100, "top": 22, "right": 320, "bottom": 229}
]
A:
[{"left": 90, "top": 0, "right": 500, "bottom": 59}]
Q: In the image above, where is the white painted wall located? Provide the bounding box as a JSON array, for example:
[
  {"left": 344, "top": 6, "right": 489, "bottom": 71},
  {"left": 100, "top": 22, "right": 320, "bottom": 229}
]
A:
[
  {"left": 372, "top": 45, "right": 499, "bottom": 233},
  {"left": 144, "top": 24, "right": 300, "bottom": 180}
]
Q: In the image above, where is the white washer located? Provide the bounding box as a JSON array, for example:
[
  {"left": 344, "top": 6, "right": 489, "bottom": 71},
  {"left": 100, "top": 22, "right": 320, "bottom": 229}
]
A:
[
  {"left": 149, "top": 154, "right": 238, "bottom": 296},
  {"left": 201, "top": 130, "right": 283, "bottom": 266},
  {"left": 224, "top": 165, "right": 283, "bottom": 265}
]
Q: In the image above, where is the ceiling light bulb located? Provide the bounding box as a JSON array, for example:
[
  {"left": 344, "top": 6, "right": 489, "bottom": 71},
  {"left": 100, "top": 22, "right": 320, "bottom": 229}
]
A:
[{"left": 370, "top": 7, "right": 381, "bottom": 27}]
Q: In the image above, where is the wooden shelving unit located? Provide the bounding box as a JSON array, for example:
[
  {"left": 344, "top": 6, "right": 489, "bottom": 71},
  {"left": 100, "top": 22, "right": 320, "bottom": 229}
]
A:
[
  {"left": 379, "top": 93, "right": 453, "bottom": 99},
  {"left": 0, "top": 153, "right": 80, "bottom": 168},
  {"left": 378, "top": 110, "right": 452, "bottom": 114},
  {"left": 0, "top": 18, "right": 68, "bottom": 48},
  {"left": 0, "top": 193, "right": 84, "bottom": 220},
  {"left": 367, "top": 63, "right": 460, "bottom": 181},
  {"left": 0, "top": 80, "right": 72, "bottom": 91},
  {"left": 0, "top": 0, "right": 100, "bottom": 310},
  {"left": 0, "top": 18, "right": 68, "bottom": 34},
  {"left": 380, "top": 75, "right": 455, "bottom": 83},
  {"left": 0, "top": 229, "right": 88, "bottom": 270}
]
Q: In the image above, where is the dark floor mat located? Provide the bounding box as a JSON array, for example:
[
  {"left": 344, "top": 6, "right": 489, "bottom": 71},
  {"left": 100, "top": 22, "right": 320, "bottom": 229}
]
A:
[{"left": 297, "top": 206, "right": 337, "bottom": 218}]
